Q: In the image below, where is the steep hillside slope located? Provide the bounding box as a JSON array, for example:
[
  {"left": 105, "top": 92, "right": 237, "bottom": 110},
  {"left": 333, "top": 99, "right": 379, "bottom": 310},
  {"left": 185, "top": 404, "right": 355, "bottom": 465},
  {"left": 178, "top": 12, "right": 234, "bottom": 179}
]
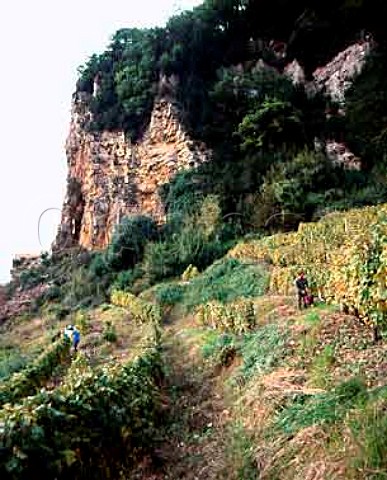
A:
[
  {"left": 4, "top": 202, "right": 387, "bottom": 479},
  {"left": 4, "top": 1, "right": 387, "bottom": 478}
]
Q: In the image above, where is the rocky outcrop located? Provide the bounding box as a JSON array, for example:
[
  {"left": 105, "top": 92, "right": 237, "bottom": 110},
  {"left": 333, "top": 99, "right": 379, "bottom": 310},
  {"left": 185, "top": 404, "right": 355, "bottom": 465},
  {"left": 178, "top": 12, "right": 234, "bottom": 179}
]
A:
[
  {"left": 285, "top": 40, "right": 374, "bottom": 170},
  {"left": 325, "top": 140, "right": 361, "bottom": 171},
  {"left": 284, "top": 40, "right": 374, "bottom": 106},
  {"left": 285, "top": 40, "right": 373, "bottom": 104},
  {"left": 11, "top": 254, "right": 41, "bottom": 282},
  {"left": 55, "top": 94, "right": 211, "bottom": 251},
  {"left": 312, "top": 41, "right": 373, "bottom": 104},
  {"left": 0, "top": 284, "right": 49, "bottom": 324}
]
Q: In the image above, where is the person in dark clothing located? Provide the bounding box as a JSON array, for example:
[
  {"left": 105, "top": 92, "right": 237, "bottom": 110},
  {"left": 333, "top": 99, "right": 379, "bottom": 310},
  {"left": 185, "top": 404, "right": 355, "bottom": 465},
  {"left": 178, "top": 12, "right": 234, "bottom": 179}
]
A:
[{"left": 294, "top": 271, "right": 309, "bottom": 310}]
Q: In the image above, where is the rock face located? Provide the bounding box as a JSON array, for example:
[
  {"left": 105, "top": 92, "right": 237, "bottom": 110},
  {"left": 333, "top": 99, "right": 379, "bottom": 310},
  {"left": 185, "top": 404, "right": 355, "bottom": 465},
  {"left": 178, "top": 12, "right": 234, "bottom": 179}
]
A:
[
  {"left": 285, "top": 40, "right": 373, "bottom": 170},
  {"left": 55, "top": 94, "right": 210, "bottom": 251},
  {"left": 312, "top": 40, "right": 373, "bottom": 104},
  {"left": 285, "top": 40, "right": 373, "bottom": 104}
]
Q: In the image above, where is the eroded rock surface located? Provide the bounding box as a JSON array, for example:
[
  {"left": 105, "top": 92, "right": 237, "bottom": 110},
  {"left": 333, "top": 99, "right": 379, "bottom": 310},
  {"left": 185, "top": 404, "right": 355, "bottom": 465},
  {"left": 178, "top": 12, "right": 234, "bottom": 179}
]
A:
[{"left": 55, "top": 94, "right": 210, "bottom": 251}]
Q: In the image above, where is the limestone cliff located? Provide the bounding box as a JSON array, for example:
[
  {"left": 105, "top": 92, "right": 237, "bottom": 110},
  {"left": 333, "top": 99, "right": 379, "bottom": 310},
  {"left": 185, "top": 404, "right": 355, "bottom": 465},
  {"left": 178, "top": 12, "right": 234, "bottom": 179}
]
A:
[
  {"left": 55, "top": 94, "right": 210, "bottom": 251},
  {"left": 285, "top": 40, "right": 373, "bottom": 170}
]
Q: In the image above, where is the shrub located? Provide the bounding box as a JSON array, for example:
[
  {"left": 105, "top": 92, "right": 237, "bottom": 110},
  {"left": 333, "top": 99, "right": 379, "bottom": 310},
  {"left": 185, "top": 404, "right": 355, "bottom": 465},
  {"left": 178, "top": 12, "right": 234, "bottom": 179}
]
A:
[
  {"left": 181, "top": 264, "right": 199, "bottom": 282},
  {"left": 106, "top": 215, "right": 158, "bottom": 271},
  {"left": 103, "top": 321, "right": 117, "bottom": 343},
  {"left": 19, "top": 268, "right": 45, "bottom": 291},
  {"left": 112, "top": 267, "right": 143, "bottom": 291},
  {"left": 0, "top": 349, "right": 29, "bottom": 381}
]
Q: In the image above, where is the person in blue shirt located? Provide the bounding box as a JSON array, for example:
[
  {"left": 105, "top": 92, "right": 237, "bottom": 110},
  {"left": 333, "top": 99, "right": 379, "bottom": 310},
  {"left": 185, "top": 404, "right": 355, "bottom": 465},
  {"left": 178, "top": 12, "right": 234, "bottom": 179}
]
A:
[
  {"left": 64, "top": 325, "right": 81, "bottom": 352},
  {"left": 72, "top": 327, "right": 81, "bottom": 352}
]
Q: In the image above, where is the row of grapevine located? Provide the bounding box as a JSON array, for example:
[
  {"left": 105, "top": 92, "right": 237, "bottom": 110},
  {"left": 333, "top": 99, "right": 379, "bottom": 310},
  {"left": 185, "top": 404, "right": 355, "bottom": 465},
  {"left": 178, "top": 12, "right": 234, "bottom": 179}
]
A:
[
  {"left": 0, "top": 341, "right": 163, "bottom": 479},
  {"left": 229, "top": 204, "right": 387, "bottom": 331},
  {"left": 195, "top": 299, "right": 256, "bottom": 333},
  {"left": 111, "top": 289, "right": 162, "bottom": 325},
  {"left": 0, "top": 339, "right": 70, "bottom": 407}
]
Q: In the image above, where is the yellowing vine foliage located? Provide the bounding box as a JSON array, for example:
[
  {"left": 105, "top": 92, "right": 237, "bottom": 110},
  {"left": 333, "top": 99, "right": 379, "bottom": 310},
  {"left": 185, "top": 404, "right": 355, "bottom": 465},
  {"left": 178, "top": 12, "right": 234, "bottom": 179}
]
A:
[
  {"left": 195, "top": 298, "right": 256, "bottom": 333},
  {"left": 229, "top": 204, "right": 387, "bottom": 330},
  {"left": 111, "top": 290, "right": 161, "bottom": 325}
]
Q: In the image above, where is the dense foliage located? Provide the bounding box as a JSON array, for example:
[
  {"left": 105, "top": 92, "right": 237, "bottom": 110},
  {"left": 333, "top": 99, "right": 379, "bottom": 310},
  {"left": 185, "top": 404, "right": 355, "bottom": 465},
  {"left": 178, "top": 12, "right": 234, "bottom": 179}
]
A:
[
  {"left": 230, "top": 203, "right": 387, "bottom": 338},
  {"left": 73, "top": 0, "right": 387, "bottom": 236},
  {"left": 0, "top": 339, "right": 70, "bottom": 407},
  {"left": 0, "top": 340, "right": 162, "bottom": 479}
]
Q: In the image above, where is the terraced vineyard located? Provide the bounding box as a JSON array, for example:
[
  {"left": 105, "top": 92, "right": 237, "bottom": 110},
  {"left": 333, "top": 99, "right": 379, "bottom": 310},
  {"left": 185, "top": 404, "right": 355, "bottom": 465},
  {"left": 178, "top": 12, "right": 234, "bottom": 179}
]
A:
[
  {"left": 4, "top": 203, "right": 387, "bottom": 479},
  {"left": 0, "top": 298, "right": 163, "bottom": 480},
  {"left": 229, "top": 203, "right": 387, "bottom": 335},
  {"left": 0, "top": 338, "right": 70, "bottom": 406}
]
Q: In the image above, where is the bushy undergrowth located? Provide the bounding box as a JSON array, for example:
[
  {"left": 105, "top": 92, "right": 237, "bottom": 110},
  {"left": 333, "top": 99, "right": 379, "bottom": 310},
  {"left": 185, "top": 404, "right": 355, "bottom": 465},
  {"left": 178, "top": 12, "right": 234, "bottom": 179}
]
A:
[
  {"left": 153, "top": 283, "right": 186, "bottom": 307},
  {"left": 0, "top": 349, "right": 29, "bottom": 381}
]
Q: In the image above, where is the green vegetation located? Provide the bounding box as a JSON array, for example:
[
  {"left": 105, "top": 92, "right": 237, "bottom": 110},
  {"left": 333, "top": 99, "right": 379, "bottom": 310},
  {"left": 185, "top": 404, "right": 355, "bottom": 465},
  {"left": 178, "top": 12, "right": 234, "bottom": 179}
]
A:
[
  {"left": 349, "top": 388, "right": 387, "bottom": 477},
  {"left": 0, "top": 347, "right": 162, "bottom": 479},
  {"left": 309, "top": 345, "right": 336, "bottom": 389},
  {"left": 201, "top": 324, "right": 286, "bottom": 381},
  {"left": 0, "top": 339, "right": 70, "bottom": 407},
  {"left": 180, "top": 258, "right": 269, "bottom": 312},
  {"left": 6, "top": 1, "right": 387, "bottom": 478},
  {"left": 275, "top": 378, "right": 368, "bottom": 435},
  {"left": 0, "top": 349, "right": 29, "bottom": 381},
  {"left": 102, "top": 320, "right": 117, "bottom": 343},
  {"left": 71, "top": 0, "right": 387, "bottom": 236}
]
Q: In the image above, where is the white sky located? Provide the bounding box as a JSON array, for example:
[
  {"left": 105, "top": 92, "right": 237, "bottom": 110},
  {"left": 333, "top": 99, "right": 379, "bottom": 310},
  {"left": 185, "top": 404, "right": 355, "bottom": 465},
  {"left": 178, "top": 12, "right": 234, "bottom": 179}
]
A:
[{"left": 0, "top": 0, "right": 202, "bottom": 284}]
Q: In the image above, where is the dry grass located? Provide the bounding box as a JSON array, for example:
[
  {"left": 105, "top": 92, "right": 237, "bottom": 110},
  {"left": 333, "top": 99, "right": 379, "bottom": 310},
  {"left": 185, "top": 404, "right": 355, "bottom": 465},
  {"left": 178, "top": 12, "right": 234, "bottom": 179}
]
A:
[{"left": 82, "top": 305, "right": 156, "bottom": 365}]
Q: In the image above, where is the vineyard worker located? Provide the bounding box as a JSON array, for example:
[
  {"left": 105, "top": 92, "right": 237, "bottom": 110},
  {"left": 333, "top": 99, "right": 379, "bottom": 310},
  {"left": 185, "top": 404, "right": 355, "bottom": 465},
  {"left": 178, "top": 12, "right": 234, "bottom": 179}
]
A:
[
  {"left": 63, "top": 324, "right": 81, "bottom": 352},
  {"left": 294, "top": 271, "right": 309, "bottom": 310}
]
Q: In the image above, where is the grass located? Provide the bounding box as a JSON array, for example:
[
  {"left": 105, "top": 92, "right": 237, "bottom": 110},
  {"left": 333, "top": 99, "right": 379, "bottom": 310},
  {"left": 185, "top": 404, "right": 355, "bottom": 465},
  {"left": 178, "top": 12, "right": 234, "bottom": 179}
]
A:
[
  {"left": 297, "top": 312, "right": 323, "bottom": 364},
  {"left": 347, "top": 387, "right": 387, "bottom": 478},
  {"left": 274, "top": 377, "right": 368, "bottom": 436},
  {"left": 200, "top": 324, "right": 287, "bottom": 384},
  {"left": 237, "top": 325, "right": 287, "bottom": 382},
  {"left": 309, "top": 344, "right": 336, "bottom": 388},
  {"left": 181, "top": 258, "right": 269, "bottom": 312},
  {"left": 304, "top": 311, "right": 322, "bottom": 325}
]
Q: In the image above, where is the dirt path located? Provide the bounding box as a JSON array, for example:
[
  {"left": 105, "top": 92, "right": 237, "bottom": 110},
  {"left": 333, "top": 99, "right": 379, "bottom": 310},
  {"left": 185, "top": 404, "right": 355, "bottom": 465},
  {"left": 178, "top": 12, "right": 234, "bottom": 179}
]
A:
[{"left": 130, "top": 319, "right": 237, "bottom": 480}]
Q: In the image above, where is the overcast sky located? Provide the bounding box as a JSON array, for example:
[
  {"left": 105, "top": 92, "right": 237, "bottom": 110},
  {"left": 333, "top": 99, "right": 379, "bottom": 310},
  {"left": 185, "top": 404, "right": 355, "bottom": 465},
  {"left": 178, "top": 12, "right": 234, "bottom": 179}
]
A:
[{"left": 0, "top": 0, "right": 202, "bottom": 284}]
